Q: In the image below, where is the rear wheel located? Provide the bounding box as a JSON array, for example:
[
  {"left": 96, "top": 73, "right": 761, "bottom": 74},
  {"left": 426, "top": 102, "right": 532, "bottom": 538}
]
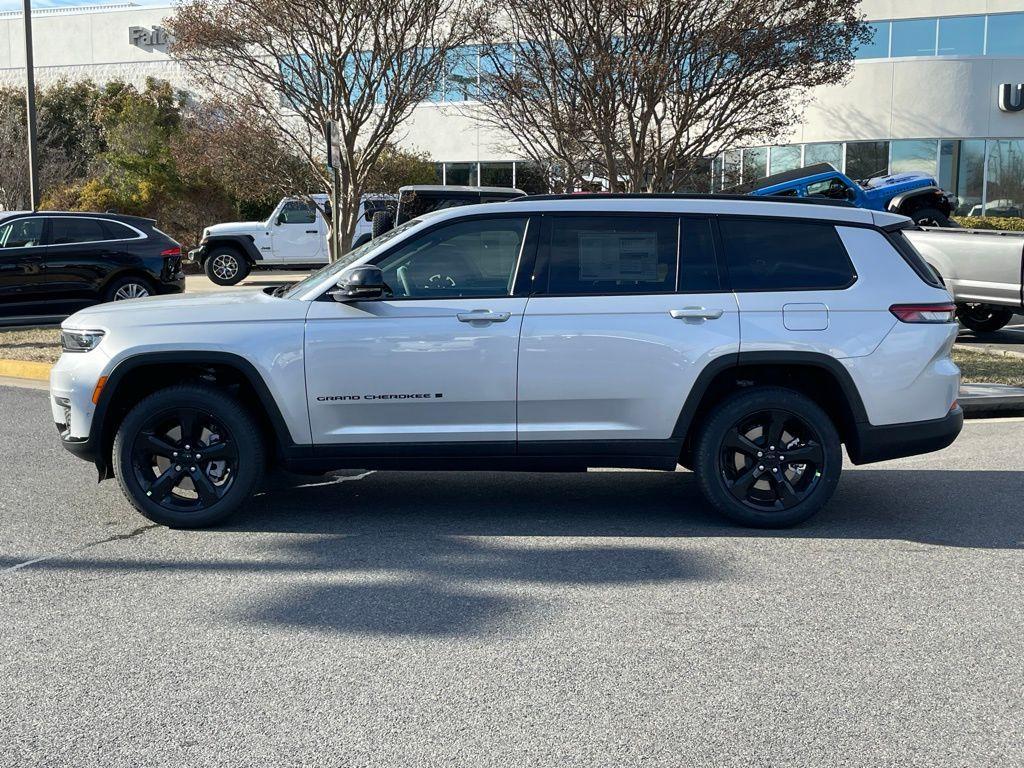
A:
[
  {"left": 956, "top": 303, "right": 1015, "bottom": 333},
  {"left": 112, "top": 384, "right": 265, "bottom": 528},
  {"left": 104, "top": 275, "right": 154, "bottom": 302},
  {"left": 693, "top": 387, "right": 842, "bottom": 528},
  {"left": 204, "top": 248, "right": 250, "bottom": 286}
]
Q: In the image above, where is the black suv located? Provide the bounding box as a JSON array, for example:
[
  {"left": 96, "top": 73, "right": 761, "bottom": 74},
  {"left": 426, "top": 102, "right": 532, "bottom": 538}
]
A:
[{"left": 0, "top": 212, "right": 184, "bottom": 320}]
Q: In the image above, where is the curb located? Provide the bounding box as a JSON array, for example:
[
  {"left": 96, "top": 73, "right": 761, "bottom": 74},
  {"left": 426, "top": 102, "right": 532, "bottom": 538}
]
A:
[{"left": 0, "top": 359, "right": 52, "bottom": 382}]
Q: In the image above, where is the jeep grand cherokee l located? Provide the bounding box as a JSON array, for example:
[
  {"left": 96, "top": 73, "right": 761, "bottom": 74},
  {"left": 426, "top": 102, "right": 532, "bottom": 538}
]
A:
[{"left": 50, "top": 195, "right": 962, "bottom": 528}]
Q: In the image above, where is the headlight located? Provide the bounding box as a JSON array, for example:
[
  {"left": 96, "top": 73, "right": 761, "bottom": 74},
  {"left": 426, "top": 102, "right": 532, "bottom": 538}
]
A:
[{"left": 61, "top": 329, "right": 105, "bottom": 353}]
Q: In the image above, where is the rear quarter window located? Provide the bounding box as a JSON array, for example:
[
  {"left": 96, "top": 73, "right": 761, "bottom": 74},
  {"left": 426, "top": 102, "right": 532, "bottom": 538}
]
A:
[{"left": 720, "top": 218, "right": 856, "bottom": 291}]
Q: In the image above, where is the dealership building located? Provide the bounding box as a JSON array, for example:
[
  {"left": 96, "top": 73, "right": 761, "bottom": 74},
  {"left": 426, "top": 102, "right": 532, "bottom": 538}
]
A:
[{"left": 3, "top": 0, "right": 1024, "bottom": 213}]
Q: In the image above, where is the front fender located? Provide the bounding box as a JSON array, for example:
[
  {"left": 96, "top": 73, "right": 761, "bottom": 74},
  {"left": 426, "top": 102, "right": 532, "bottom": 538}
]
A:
[
  {"left": 200, "top": 235, "right": 263, "bottom": 263},
  {"left": 887, "top": 186, "right": 949, "bottom": 214}
]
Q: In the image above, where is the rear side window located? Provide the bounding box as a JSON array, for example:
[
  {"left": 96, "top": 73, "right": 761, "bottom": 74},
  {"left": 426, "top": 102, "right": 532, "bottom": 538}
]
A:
[
  {"left": 887, "top": 227, "right": 945, "bottom": 288},
  {"left": 720, "top": 218, "right": 855, "bottom": 291},
  {"left": 546, "top": 216, "right": 677, "bottom": 295},
  {"left": 101, "top": 221, "right": 141, "bottom": 240},
  {"left": 679, "top": 217, "right": 720, "bottom": 292},
  {"left": 48, "top": 217, "right": 106, "bottom": 245}
]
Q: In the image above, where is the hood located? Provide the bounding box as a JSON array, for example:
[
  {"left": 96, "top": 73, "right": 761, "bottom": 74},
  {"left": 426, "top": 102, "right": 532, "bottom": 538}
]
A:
[
  {"left": 864, "top": 171, "right": 937, "bottom": 189},
  {"left": 204, "top": 221, "right": 266, "bottom": 237},
  {"left": 62, "top": 288, "right": 308, "bottom": 331}
]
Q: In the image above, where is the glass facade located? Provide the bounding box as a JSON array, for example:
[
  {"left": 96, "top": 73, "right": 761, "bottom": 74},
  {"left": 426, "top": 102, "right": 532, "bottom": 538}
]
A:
[
  {"left": 984, "top": 141, "right": 1024, "bottom": 217},
  {"left": 804, "top": 143, "right": 843, "bottom": 169},
  {"left": 845, "top": 141, "right": 889, "bottom": 180},
  {"left": 432, "top": 161, "right": 544, "bottom": 192},
  {"left": 890, "top": 140, "right": 939, "bottom": 174},
  {"left": 856, "top": 12, "right": 1024, "bottom": 59},
  {"left": 769, "top": 146, "right": 802, "bottom": 174}
]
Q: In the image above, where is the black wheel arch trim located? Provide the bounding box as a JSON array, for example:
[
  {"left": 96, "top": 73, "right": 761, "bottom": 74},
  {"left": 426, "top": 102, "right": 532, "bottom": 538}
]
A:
[
  {"left": 202, "top": 235, "right": 262, "bottom": 263},
  {"left": 887, "top": 186, "right": 952, "bottom": 216},
  {"left": 76, "top": 351, "right": 295, "bottom": 478}
]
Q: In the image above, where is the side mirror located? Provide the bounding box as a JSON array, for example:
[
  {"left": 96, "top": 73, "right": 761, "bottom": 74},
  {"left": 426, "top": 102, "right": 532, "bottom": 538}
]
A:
[
  {"left": 329, "top": 265, "right": 390, "bottom": 301},
  {"left": 276, "top": 212, "right": 286, "bottom": 226}
]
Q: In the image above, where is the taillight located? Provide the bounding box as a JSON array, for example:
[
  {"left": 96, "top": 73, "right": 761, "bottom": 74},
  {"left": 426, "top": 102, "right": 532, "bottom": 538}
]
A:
[
  {"left": 160, "top": 246, "right": 181, "bottom": 258},
  {"left": 889, "top": 303, "right": 957, "bottom": 323}
]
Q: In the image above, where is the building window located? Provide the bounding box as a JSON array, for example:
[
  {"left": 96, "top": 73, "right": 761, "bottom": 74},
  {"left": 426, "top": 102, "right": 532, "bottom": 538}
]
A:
[
  {"left": 444, "top": 162, "right": 477, "bottom": 185},
  {"left": 723, "top": 149, "right": 741, "bottom": 189},
  {"left": 937, "top": 15, "right": 984, "bottom": 56},
  {"left": 890, "top": 18, "right": 937, "bottom": 57},
  {"left": 804, "top": 143, "right": 843, "bottom": 171},
  {"left": 741, "top": 147, "right": 767, "bottom": 184},
  {"left": 985, "top": 13, "right": 1024, "bottom": 56},
  {"left": 890, "top": 140, "right": 938, "bottom": 175},
  {"left": 845, "top": 141, "right": 889, "bottom": 180},
  {"left": 984, "top": 140, "right": 1024, "bottom": 218},
  {"left": 856, "top": 21, "right": 890, "bottom": 59},
  {"left": 444, "top": 46, "right": 479, "bottom": 102},
  {"left": 480, "top": 162, "right": 514, "bottom": 187},
  {"left": 768, "top": 145, "right": 801, "bottom": 174}
]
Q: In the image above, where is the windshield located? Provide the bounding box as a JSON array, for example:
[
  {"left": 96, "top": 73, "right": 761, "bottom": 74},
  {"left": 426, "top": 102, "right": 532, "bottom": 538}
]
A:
[{"left": 280, "top": 218, "right": 422, "bottom": 299}]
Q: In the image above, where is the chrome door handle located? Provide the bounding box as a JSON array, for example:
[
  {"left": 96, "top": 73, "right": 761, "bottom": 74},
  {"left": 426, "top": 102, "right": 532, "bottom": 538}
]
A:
[
  {"left": 670, "top": 307, "right": 724, "bottom": 320},
  {"left": 457, "top": 310, "right": 512, "bottom": 324}
]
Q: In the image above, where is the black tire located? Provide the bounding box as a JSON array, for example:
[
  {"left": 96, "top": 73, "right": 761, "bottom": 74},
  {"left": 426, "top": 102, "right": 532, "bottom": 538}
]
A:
[
  {"left": 203, "top": 248, "right": 250, "bottom": 286},
  {"left": 908, "top": 207, "right": 952, "bottom": 227},
  {"left": 103, "top": 275, "right": 155, "bottom": 303},
  {"left": 693, "top": 387, "right": 842, "bottom": 528},
  {"left": 956, "top": 304, "right": 1015, "bottom": 333},
  {"left": 371, "top": 210, "right": 394, "bottom": 238},
  {"left": 112, "top": 383, "right": 265, "bottom": 528}
]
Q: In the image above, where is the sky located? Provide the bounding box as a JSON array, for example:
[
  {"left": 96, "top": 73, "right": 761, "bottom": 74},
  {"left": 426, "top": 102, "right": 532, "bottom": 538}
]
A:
[{"left": 0, "top": 0, "right": 169, "bottom": 12}]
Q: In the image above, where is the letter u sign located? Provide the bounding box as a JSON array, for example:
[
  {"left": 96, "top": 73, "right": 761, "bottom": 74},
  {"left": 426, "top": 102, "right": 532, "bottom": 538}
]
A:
[{"left": 999, "top": 83, "right": 1024, "bottom": 112}]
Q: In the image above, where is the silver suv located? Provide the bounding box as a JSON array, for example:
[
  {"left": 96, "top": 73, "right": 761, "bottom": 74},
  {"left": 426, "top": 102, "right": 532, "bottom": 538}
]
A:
[{"left": 51, "top": 196, "right": 963, "bottom": 529}]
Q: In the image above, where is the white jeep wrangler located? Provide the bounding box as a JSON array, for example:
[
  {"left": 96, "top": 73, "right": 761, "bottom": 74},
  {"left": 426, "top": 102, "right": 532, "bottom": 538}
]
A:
[{"left": 53, "top": 195, "right": 963, "bottom": 529}]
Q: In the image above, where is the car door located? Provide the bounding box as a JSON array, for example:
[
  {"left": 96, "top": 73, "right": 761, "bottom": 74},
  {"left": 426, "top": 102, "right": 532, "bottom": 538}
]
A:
[
  {"left": 44, "top": 216, "right": 118, "bottom": 311},
  {"left": 0, "top": 217, "right": 49, "bottom": 318},
  {"left": 517, "top": 214, "right": 739, "bottom": 447},
  {"left": 271, "top": 200, "right": 324, "bottom": 263},
  {"left": 304, "top": 213, "right": 537, "bottom": 447}
]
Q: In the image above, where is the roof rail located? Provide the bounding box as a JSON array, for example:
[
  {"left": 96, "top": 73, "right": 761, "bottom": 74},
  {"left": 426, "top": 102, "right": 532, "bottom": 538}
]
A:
[{"left": 507, "top": 192, "right": 854, "bottom": 208}]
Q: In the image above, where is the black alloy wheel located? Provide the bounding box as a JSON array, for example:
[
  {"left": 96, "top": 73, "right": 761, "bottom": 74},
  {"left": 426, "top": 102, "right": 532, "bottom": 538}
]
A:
[
  {"left": 130, "top": 407, "right": 238, "bottom": 513},
  {"left": 693, "top": 387, "right": 842, "bottom": 528},
  {"left": 719, "top": 408, "right": 824, "bottom": 512},
  {"left": 113, "top": 384, "right": 264, "bottom": 527}
]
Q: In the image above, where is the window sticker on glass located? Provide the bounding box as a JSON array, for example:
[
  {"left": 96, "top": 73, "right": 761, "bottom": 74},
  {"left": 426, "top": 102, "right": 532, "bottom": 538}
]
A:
[{"left": 578, "top": 233, "right": 659, "bottom": 282}]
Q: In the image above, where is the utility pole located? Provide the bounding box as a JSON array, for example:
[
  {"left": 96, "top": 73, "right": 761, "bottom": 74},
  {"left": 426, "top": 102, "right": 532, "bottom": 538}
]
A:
[{"left": 22, "top": 0, "right": 39, "bottom": 210}]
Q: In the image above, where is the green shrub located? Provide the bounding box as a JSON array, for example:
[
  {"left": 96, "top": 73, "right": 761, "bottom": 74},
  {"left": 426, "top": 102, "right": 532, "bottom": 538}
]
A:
[{"left": 952, "top": 216, "right": 1024, "bottom": 231}]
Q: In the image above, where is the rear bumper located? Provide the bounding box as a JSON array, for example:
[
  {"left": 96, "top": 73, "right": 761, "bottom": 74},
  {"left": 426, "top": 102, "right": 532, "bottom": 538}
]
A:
[{"left": 847, "top": 405, "right": 963, "bottom": 465}]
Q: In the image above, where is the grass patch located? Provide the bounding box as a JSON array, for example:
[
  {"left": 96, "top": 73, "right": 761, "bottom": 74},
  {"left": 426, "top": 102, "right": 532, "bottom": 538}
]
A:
[
  {"left": 953, "top": 347, "right": 1024, "bottom": 386},
  {"left": 0, "top": 327, "right": 61, "bottom": 364}
]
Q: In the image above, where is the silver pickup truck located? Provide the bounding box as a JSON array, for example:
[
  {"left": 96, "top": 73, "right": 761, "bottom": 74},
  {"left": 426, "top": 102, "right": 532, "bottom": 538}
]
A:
[{"left": 905, "top": 226, "right": 1024, "bottom": 333}]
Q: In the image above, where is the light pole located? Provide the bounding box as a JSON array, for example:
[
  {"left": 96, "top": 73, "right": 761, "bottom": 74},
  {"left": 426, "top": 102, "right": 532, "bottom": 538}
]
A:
[{"left": 22, "top": 0, "right": 39, "bottom": 210}]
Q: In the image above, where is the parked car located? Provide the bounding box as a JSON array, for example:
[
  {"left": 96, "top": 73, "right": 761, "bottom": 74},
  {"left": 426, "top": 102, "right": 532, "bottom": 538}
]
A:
[
  {"left": 51, "top": 194, "right": 962, "bottom": 530},
  {"left": 0, "top": 211, "right": 184, "bottom": 321},
  {"left": 188, "top": 194, "right": 330, "bottom": 286},
  {"left": 902, "top": 225, "right": 1024, "bottom": 332},
  {"left": 369, "top": 185, "right": 525, "bottom": 237},
  {"left": 746, "top": 163, "right": 958, "bottom": 226}
]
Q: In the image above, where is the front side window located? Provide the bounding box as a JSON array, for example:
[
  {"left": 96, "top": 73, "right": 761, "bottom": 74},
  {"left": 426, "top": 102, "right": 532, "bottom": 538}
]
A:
[
  {"left": 377, "top": 216, "right": 528, "bottom": 298},
  {"left": 720, "top": 218, "right": 855, "bottom": 291},
  {"left": 48, "top": 217, "right": 106, "bottom": 245},
  {"left": 806, "top": 178, "right": 852, "bottom": 200},
  {"left": 0, "top": 218, "right": 44, "bottom": 248},
  {"left": 546, "top": 216, "right": 677, "bottom": 295},
  {"left": 279, "top": 201, "right": 317, "bottom": 224}
]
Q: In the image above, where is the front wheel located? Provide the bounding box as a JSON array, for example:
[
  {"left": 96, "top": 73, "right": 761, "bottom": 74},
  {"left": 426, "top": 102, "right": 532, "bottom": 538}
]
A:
[
  {"left": 112, "top": 384, "right": 265, "bottom": 528},
  {"left": 204, "top": 249, "right": 250, "bottom": 286},
  {"left": 956, "top": 304, "right": 1015, "bottom": 333},
  {"left": 693, "top": 387, "right": 842, "bottom": 528}
]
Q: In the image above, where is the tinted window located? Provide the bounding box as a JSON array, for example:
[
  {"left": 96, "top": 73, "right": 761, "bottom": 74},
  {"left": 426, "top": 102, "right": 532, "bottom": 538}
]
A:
[
  {"left": 985, "top": 13, "right": 1024, "bottom": 56},
  {"left": 720, "top": 219, "right": 854, "bottom": 291},
  {"left": 101, "top": 220, "right": 140, "bottom": 240},
  {"left": 856, "top": 21, "right": 890, "bottom": 59},
  {"left": 0, "top": 218, "right": 44, "bottom": 248},
  {"left": 938, "top": 15, "right": 984, "bottom": 56},
  {"left": 679, "top": 218, "right": 720, "bottom": 292},
  {"left": 377, "top": 216, "right": 527, "bottom": 298},
  {"left": 279, "top": 201, "right": 316, "bottom": 224},
  {"left": 399, "top": 191, "right": 479, "bottom": 221},
  {"left": 547, "top": 216, "right": 677, "bottom": 295},
  {"left": 891, "top": 18, "right": 937, "bottom": 57},
  {"left": 49, "top": 217, "right": 106, "bottom": 245}
]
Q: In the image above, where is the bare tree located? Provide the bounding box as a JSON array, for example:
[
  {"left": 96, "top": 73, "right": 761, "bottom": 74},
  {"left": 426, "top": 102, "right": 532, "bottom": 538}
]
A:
[
  {"left": 475, "top": 0, "right": 869, "bottom": 192},
  {"left": 168, "top": 0, "right": 481, "bottom": 258}
]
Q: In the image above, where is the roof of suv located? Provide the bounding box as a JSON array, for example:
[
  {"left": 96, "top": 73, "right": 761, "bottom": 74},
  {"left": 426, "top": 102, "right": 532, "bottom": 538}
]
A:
[
  {"left": 0, "top": 210, "right": 157, "bottom": 226},
  {"left": 399, "top": 185, "right": 525, "bottom": 195},
  {"left": 429, "top": 194, "right": 909, "bottom": 228}
]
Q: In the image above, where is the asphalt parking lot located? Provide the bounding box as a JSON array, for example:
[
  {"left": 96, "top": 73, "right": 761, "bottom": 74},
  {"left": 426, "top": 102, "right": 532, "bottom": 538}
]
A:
[{"left": 2, "top": 384, "right": 1022, "bottom": 766}]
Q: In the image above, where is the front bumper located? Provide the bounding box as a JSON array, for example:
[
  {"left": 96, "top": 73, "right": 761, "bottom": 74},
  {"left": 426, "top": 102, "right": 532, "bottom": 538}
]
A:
[{"left": 847, "top": 405, "right": 964, "bottom": 465}]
